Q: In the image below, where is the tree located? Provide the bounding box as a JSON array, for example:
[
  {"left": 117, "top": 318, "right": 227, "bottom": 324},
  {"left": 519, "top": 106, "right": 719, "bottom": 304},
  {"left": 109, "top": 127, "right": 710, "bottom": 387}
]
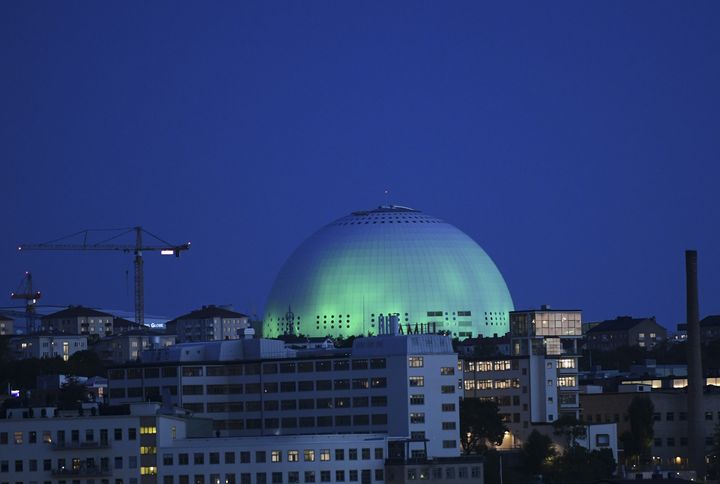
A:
[
  {"left": 57, "top": 377, "right": 90, "bottom": 410},
  {"left": 66, "top": 350, "right": 106, "bottom": 377},
  {"left": 549, "top": 445, "right": 616, "bottom": 484},
  {"left": 552, "top": 414, "right": 586, "bottom": 448},
  {"left": 459, "top": 398, "right": 508, "bottom": 454},
  {"left": 620, "top": 395, "right": 654, "bottom": 465},
  {"left": 522, "top": 429, "right": 556, "bottom": 476}
]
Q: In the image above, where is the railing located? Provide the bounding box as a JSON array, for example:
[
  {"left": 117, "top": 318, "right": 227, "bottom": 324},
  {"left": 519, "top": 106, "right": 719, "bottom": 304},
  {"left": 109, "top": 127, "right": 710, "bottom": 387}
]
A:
[
  {"left": 52, "top": 440, "right": 111, "bottom": 450},
  {"left": 52, "top": 466, "right": 112, "bottom": 477}
]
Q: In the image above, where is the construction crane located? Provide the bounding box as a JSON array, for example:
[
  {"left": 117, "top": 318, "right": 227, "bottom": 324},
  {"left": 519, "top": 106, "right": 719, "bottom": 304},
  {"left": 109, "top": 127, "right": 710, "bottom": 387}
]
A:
[
  {"left": 10, "top": 271, "right": 42, "bottom": 332},
  {"left": 18, "top": 226, "right": 190, "bottom": 326}
]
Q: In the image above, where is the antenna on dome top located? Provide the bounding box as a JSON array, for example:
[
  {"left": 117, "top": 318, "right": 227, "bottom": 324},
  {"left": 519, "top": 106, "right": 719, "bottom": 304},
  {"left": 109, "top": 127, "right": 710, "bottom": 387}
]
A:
[{"left": 383, "top": 188, "right": 393, "bottom": 208}]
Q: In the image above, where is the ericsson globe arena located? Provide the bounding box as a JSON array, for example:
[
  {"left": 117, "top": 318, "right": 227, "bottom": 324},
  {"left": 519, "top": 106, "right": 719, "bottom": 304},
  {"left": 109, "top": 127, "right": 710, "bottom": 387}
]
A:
[{"left": 263, "top": 205, "right": 513, "bottom": 339}]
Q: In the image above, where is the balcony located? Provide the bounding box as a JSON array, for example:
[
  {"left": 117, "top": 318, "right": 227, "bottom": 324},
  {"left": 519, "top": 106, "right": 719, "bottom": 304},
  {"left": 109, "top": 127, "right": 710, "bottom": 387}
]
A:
[
  {"left": 52, "top": 466, "right": 112, "bottom": 477},
  {"left": 52, "top": 440, "right": 110, "bottom": 450}
]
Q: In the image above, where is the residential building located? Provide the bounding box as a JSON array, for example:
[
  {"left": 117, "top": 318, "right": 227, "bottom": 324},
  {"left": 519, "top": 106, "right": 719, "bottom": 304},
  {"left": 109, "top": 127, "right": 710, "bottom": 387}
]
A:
[
  {"left": 584, "top": 316, "right": 667, "bottom": 351},
  {"left": 461, "top": 307, "right": 582, "bottom": 446},
  {"left": 677, "top": 315, "right": 720, "bottom": 343},
  {"left": 0, "top": 315, "right": 13, "bottom": 335},
  {"left": 41, "top": 306, "right": 114, "bottom": 337},
  {"left": 93, "top": 331, "right": 177, "bottom": 364},
  {"left": 10, "top": 334, "right": 88, "bottom": 360},
  {"left": 107, "top": 331, "right": 461, "bottom": 460},
  {"left": 168, "top": 305, "right": 250, "bottom": 342}
]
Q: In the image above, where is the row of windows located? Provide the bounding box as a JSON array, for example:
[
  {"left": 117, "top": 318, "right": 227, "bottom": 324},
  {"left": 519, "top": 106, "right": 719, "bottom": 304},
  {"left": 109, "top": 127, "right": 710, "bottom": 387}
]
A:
[
  {"left": 161, "top": 447, "right": 383, "bottom": 466},
  {"left": 0, "top": 455, "right": 133, "bottom": 473},
  {"left": 398, "top": 465, "right": 481, "bottom": 481},
  {"left": 0, "top": 427, "right": 142, "bottom": 445},
  {"left": 109, "top": 359, "right": 388, "bottom": 380},
  {"left": 1, "top": 469, "right": 385, "bottom": 484},
  {"left": 653, "top": 436, "right": 715, "bottom": 447},
  {"left": 463, "top": 379, "right": 521, "bottom": 390},
  {"left": 464, "top": 360, "right": 515, "bottom": 372},
  {"left": 199, "top": 395, "right": 389, "bottom": 413},
  {"left": 111, "top": 378, "right": 389, "bottom": 399},
  {"left": 206, "top": 414, "right": 389, "bottom": 429}
]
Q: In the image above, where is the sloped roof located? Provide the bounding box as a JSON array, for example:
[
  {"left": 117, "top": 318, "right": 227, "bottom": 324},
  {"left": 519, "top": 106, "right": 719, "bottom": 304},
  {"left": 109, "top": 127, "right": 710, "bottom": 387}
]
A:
[
  {"left": 701, "top": 315, "right": 720, "bottom": 327},
  {"left": 173, "top": 305, "right": 248, "bottom": 321},
  {"left": 41, "top": 306, "right": 114, "bottom": 320},
  {"left": 586, "top": 316, "right": 659, "bottom": 333}
]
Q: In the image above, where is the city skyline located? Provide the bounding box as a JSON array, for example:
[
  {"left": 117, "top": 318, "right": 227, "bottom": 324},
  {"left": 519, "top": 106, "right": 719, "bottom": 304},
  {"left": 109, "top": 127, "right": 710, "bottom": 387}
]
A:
[{"left": 3, "top": 2, "right": 720, "bottom": 329}]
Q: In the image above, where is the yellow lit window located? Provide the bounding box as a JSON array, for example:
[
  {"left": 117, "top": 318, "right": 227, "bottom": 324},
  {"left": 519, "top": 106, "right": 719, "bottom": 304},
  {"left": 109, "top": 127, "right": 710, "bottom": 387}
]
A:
[
  {"left": 304, "top": 449, "right": 315, "bottom": 462},
  {"left": 140, "top": 466, "right": 158, "bottom": 475},
  {"left": 140, "top": 426, "right": 157, "bottom": 434},
  {"left": 320, "top": 449, "right": 331, "bottom": 461},
  {"left": 141, "top": 446, "right": 157, "bottom": 454},
  {"left": 271, "top": 450, "right": 282, "bottom": 462}
]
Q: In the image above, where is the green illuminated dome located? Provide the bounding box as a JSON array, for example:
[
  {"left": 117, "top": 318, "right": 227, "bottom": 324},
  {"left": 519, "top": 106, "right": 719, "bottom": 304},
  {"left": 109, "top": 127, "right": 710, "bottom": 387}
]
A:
[{"left": 263, "top": 206, "right": 513, "bottom": 339}]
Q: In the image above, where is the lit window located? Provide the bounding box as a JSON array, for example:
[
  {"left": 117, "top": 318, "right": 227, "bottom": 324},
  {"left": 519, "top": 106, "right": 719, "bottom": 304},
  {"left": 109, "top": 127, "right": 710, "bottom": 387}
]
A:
[
  {"left": 271, "top": 450, "right": 282, "bottom": 463},
  {"left": 140, "top": 466, "right": 158, "bottom": 475},
  {"left": 409, "top": 376, "right": 424, "bottom": 387},
  {"left": 320, "top": 449, "right": 330, "bottom": 461},
  {"left": 288, "top": 450, "right": 299, "bottom": 462},
  {"left": 304, "top": 449, "right": 315, "bottom": 462},
  {"left": 140, "top": 446, "right": 157, "bottom": 454},
  {"left": 408, "top": 357, "right": 424, "bottom": 368},
  {"left": 140, "top": 426, "right": 157, "bottom": 435}
]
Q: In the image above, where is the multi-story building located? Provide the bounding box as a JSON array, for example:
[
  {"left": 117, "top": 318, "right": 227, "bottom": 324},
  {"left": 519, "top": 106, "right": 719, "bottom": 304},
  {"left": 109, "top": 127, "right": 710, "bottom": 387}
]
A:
[
  {"left": 107, "top": 332, "right": 461, "bottom": 460},
  {"left": 10, "top": 334, "right": 88, "bottom": 360},
  {"left": 580, "top": 384, "right": 720, "bottom": 474},
  {"left": 41, "top": 306, "right": 114, "bottom": 338},
  {"left": 167, "top": 305, "right": 250, "bottom": 342},
  {"left": 0, "top": 402, "right": 483, "bottom": 484},
  {"left": 0, "top": 314, "right": 14, "bottom": 335},
  {"left": 461, "top": 307, "right": 582, "bottom": 446},
  {"left": 677, "top": 315, "right": 720, "bottom": 343},
  {"left": 93, "top": 331, "right": 177, "bottom": 364},
  {"left": 584, "top": 316, "right": 667, "bottom": 351}
]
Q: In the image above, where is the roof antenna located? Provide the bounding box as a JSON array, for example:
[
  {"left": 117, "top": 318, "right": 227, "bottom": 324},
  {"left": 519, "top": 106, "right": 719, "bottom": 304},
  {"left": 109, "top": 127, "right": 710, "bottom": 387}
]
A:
[{"left": 384, "top": 188, "right": 392, "bottom": 208}]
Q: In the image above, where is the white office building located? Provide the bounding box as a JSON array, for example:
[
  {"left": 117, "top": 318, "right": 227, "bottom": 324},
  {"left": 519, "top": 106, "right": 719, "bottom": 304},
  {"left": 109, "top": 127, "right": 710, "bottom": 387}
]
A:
[
  {"left": 0, "top": 401, "right": 483, "bottom": 484},
  {"left": 108, "top": 332, "right": 461, "bottom": 460}
]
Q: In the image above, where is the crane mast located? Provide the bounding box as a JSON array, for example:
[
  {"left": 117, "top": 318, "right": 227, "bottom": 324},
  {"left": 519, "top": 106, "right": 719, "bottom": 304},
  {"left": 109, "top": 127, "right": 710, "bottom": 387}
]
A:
[
  {"left": 10, "top": 272, "right": 42, "bottom": 332},
  {"left": 19, "top": 226, "right": 190, "bottom": 326}
]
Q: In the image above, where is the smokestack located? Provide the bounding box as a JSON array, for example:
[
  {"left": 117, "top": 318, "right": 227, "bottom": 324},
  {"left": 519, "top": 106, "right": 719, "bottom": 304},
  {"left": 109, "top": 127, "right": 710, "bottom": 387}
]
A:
[{"left": 685, "top": 250, "right": 705, "bottom": 479}]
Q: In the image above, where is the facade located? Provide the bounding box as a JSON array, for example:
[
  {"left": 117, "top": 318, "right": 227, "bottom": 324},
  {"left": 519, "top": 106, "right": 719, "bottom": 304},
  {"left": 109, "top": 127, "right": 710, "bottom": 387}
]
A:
[
  {"left": 264, "top": 205, "right": 513, "bottom": 340},
  {"left": 677, "top": 315, "right": 720, "bottom": 342},
  {"left": 10, "top": 334, "right": 88, "bottom": 360},
  {"left": 580, "top": 386, "right": 720, "bottom": 471},
  {"left": 585, "top": 316, "right": 667, "bottom": 351},
  {"left": 41, "top": 306, "right": 114, "bottom": 338},
  {"left": 0, "top": 402, "right": 483, "bottom": 484},
  {"left": 107, "top": 333, "right": 461, "bottom": 460},
  {"left": 461, "top": 308, "right": 582, "bottom": 446},
  {"left": 0, "top": 315, "right": 13, "bottom": 335},
  {"left": 169, "top": 305, "right": 249, "bottom": 343},
  {"left": 93, "top": 332, "right": 177, "bottom": 364}
]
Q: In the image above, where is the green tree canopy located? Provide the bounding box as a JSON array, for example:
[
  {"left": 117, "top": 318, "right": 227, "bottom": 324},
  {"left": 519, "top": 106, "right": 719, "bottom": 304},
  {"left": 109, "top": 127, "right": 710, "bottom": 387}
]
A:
[
  {"left": 522, "top": 429, "right": 556, "bottom": 475},
  {"left": 620, "top": 395, "right": 654, "bottom": 465},
  {"left": 459, "top": 398, "right": 508, "bottom": 454}
]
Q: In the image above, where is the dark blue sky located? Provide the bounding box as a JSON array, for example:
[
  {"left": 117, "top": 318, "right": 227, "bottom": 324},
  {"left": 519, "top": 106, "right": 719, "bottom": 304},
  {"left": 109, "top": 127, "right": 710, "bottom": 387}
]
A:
[{"left": 2, "top": 1, "right": 719, "bottom": 329}]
